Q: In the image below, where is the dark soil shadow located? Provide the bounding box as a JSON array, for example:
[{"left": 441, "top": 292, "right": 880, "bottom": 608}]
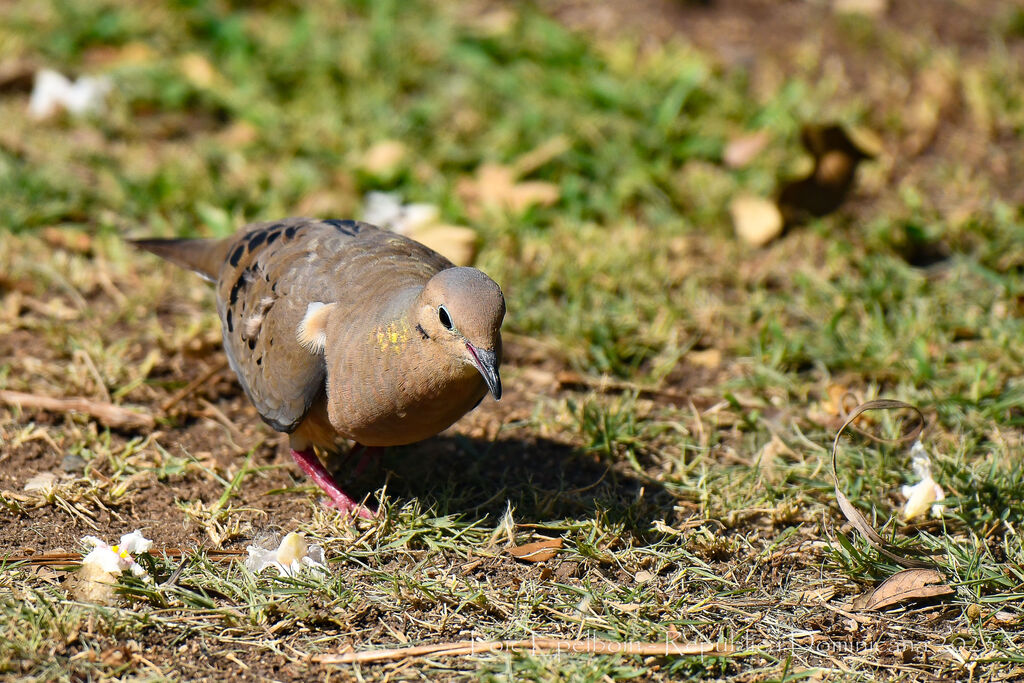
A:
[{"left": 347, "top": 434, "right": 677, "bottom": 532}]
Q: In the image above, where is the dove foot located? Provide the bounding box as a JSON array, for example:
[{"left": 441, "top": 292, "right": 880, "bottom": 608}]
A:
[{"left": 290, "top": 448, "right": 375, "bottom": 519}]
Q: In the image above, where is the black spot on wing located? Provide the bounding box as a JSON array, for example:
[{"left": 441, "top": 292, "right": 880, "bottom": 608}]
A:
[
  {"left": 229, "top": 245, "right": 245, "bottom": 267},
  {"left": 229, "top": 274, "right": 247, "bottom": 306},
  {"left": 247, "top": 338, "right": 256, "bottom": 350},
  {"left": 228, "top": 263, "right": 261, "bottom": 308},
  {"left": 324, "top": 219, "right": 361, "bottom": 236},
  {"left": 284, "top": 225, "right": 299, "bottom": 240},
  {"left": 226, "top": 310, "right": 234, "bottom": 332},
  {"left": 247, "top": 229, "right": 268, "bottom": 252},
  {"left": 265, "top": 227, "right": 281, "bottom": 245}
]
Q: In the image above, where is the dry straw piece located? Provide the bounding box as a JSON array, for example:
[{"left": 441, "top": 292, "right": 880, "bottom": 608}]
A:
[{"left": 312, "top": 638, "right": 737, "bottom": 664}]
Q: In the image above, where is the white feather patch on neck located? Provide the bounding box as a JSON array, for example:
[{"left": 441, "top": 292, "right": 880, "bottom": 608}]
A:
[{"left": 296, "top": 302, "right": 334, "bottom": 354}]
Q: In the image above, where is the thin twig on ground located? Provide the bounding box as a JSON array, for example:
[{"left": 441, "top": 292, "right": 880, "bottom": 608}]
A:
[
  {"left": 0, "top": 389, "right": 154, "bottom": 430},
  {"left": 2, "top": 548, "right": 246, "bottom": 567},
  {"left": 311, "top": 638, "right": 737, "bottom": 664}
]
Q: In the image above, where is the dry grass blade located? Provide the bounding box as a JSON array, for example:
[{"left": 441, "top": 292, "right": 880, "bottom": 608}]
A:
[
  {"left": 852, "top": 568, "right": 954, "bottom": 610},
  {"left": 830, "top": 399, "right": 934, "bottom": 568},
  {"left": 0, "top": 390, "right": 154, "bottom": 430},
  {"left": 160, "top": 360, "right": 228, "bottom": 412},
  {"left": 311, "top": 638, "right": 736, "bottom": 664}
]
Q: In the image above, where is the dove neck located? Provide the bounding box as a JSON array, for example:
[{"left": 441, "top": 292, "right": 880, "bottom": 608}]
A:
[{"left": 383, "top": 286, "right": 425, "bottom": 323}]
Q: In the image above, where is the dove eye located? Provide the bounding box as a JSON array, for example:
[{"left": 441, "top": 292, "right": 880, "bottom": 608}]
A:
[{"left": 438, "top": 305, "right": 453, "bottom": 331}]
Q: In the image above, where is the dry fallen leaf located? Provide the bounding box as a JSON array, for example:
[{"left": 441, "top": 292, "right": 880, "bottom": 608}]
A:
[
  {"left": 362, "top": 192, "right": 478, "bottom": 265},
  {"left": 217, "top": 121, "right": 259, "bottom": 146},
  {"left": 853, "top": 568, "right": 954, "bottom": 611},
  {"left": 904, "top": 62, "right": 957, "bottom": 155},
  {"left": 457, "top": 137, "right": 567, "bottom": 220},
  {"left": 83, "top": 42, "right": 156, "bottom": 68},
  {"left": 460, "top": 6, "right": 517, "bottom": 37},
  {"left": 511, "top": 135, "right": 571, "bottom": 176},
  {"left": 687, "top": 348, "right": 722, "bottom": 369},
  {"left": 730, "top": 194, "right": 783, "bottom": 247},
  {"left": 508, "top": 538, "right": 563, "bottom": 563},
  {"left": 406, "top": 224, "right": 477, "bottom": 267},
  {"left": 724, "top": 131, "right": 770, "bottom": 169},
  {"left": 823, "top": 384, "right": 853, "bottom": 417},
  {"left": 777, "top": 123, "right": 875, "bottom": 224},
  {"left": 41, "top": 227, "right": 93, "bottom": 255},
  {"left": 361, "top": 140, "right": 408, "bottom": 178},
  {"left": 178, "top": 53, "right": 219, "bottom": 89},
  {"left": 608, "top": 601, "right": 641, "bottom": 613},
  {"left": 833, "top": 0, "right": 888, "bottom": 17},
  {"left": 458, "top": 163, "right": 560, "bottom": 219}
]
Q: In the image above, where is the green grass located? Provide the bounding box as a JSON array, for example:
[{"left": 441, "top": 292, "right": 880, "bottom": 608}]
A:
[{"left": 2, "top": 0, "right": 1024, "bottom": 680}]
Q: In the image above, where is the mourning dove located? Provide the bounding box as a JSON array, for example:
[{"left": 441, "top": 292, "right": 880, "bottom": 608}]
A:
[{"left": 133, "top": 217, "right": 505, "bottom": 517}]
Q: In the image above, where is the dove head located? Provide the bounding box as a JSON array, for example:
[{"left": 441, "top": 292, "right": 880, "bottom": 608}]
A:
[{"left": 417, "top": 267, "right": 505, "bottom": 400}]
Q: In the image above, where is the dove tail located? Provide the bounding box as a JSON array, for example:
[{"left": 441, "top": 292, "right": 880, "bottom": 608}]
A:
[{"left": 130, "top": 237, "right": 227, "bottom": 283}]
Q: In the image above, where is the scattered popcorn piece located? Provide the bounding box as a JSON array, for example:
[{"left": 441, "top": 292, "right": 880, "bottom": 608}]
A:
[
  {"left": 245, "top": 532, "right": 327, "bottom": 577},
  {"left": 901, "top": 441, "right": 946, "bottom": 520},
  {"left": 81, "top": 529, "right": 153, "bottom": 578},
  {"left": 72, "top": 529, "right": 153, "bottom": 604},
  {"left": 29, "top": 69, "right": 113, "bottom": 120},
  {"left": 118, "top": 530, "right": 154, "bottom": 555}
]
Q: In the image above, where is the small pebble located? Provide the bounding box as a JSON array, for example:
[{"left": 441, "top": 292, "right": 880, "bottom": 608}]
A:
[{"left": 62, "top": 454, "right": 87, "bottom": 473}]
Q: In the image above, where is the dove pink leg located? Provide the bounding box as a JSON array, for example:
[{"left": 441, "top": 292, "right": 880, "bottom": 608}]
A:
[{"left": 290, "top": 448, "right": 374, "bottom": 518}]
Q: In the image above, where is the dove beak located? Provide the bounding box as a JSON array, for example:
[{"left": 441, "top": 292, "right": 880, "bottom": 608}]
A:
[{"left": 465, "top": 343, "right": 502, "bottom": 400}]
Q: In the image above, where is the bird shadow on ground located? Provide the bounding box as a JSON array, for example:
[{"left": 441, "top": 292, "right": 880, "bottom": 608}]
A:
[{"left": 344, "top": 435, "right": 677, "bottom": 532}]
